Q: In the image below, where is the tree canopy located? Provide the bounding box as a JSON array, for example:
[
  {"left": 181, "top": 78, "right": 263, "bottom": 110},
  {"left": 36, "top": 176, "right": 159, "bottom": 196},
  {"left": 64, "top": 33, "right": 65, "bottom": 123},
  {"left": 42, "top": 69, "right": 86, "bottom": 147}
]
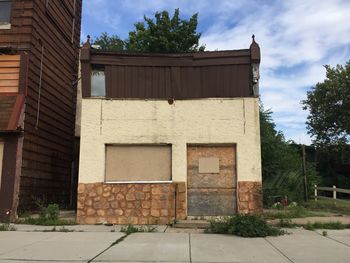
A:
[
  {"left": 92, "top": 9, "right": 205, "bottom": 53},
  {"left": 92, "top": 32, "right": 125, "bottom": 51},
  {"left": 302, "top": 61, "right": 350, "bottom": 146},
  {"left": 260, "top": 106, "right": 319, "bottom": 203}
]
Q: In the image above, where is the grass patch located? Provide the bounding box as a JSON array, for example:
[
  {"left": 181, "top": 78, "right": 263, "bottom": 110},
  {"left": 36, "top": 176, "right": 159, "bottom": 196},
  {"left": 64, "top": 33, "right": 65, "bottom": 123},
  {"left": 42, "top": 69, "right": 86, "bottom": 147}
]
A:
[
  {"left": 42, "top": 226, "right": 75, "bottom": 232},
  {"left": 278, "top": 219, "right": 297, "bottom": 228},
  {"left": 304, "top": 221, "right": 350, "bottom": 230},
  {"left": 305, "top": 200, "right": 350, "bottom": 215},
  {"left": 21, "top": 217, "right": 76, "bottom": 226},
  {"left": 0, "top": 223, "right": 16, "bottom": 231},
  {"left": 263, "top": 205, "right": 315, "bottom": 220},
  {"left": 120, "top": 224, "right": 157, "bottom": 234},
  {"left": 206, "top": 214, "right": 285, "bottom": 237}
]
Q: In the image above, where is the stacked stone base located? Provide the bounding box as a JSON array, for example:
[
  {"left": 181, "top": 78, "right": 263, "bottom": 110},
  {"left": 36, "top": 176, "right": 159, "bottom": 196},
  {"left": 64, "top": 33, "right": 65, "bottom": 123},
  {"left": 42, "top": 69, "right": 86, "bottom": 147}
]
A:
[
  {"left": 77, "top": 181, "right": 262, "bottom": 225},
  {"left": 77, "top": 182, "right": 186, "bottom": 225},
  {"left": 237, "top": 181, "right": 263, "bottom": 213}
]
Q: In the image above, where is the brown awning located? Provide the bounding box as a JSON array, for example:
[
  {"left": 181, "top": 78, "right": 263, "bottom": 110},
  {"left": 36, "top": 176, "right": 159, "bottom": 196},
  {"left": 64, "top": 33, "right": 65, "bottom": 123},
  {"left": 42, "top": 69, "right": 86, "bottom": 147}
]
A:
[{"left": 0, "top": 94, "right": 24, "bottom": 131}]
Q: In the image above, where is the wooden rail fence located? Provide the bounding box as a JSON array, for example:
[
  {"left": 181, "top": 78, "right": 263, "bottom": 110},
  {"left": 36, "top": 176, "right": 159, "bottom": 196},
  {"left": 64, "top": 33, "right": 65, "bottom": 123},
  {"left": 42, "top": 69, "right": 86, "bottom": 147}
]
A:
[{"left": 314, "top": 185, "right": 350, "bottom": 202}]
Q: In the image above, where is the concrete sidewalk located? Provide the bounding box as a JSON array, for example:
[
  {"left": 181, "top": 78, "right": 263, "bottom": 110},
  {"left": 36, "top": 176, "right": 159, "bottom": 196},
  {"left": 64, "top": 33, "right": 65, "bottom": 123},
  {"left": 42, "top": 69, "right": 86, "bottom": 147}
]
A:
[{"left": 0, "top": 228, "right": 349, "bottom": 262}]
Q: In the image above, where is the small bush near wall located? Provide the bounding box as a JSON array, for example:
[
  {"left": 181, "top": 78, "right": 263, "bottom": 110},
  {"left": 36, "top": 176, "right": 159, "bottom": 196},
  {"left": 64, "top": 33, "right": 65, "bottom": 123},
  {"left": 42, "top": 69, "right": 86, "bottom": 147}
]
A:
[
  {"left": 206, "top": 214, "right": 285, "bottom": 237},
  {"left": 19, "top": 203, "right": 75, "bottom": 226}
]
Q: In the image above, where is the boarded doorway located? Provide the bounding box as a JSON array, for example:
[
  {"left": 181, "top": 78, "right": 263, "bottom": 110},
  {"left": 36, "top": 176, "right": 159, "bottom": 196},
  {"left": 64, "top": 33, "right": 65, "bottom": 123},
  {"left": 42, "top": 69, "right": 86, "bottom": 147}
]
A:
[{"left": 187, "top": 145, "right": 237, "bottom": 216}]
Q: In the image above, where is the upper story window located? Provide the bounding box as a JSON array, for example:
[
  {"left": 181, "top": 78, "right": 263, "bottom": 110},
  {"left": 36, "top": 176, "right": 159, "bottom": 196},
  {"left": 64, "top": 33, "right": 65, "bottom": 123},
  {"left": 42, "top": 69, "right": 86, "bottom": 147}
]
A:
[
  {"left": 91, "top": 69, "right": 105, "bottom": 97},
  {"left": 0, "top": 0, "right": 12, "bottom": 25}
]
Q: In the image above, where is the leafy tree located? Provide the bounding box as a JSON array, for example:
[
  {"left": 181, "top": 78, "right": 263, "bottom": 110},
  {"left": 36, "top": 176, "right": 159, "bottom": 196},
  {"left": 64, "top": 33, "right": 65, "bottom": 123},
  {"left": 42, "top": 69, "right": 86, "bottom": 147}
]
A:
[
  {"left": 92, "top": 32, "right": 125, "bottom": 51},
  {"left": 127, "top": 9, "right": 205, "bottom": 52},
  {"left": 92, "top": 9, "right": 204, "bottom": 53},
  {"left": 302, "top": 61, "right": 350, "bottom": 146},
  {"left": 260, "top": 106, "right": 320, "bottom": 203}
]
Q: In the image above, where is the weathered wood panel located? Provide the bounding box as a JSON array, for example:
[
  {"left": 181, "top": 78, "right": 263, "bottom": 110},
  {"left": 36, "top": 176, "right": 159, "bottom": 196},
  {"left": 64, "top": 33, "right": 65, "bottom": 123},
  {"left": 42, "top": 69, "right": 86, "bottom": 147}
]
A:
[
  {"left": 0, "top": 1, "right": 34, "bottom": 50},
  {"left": 187, "top": 146, "right": 237, "bottom": 216},
  {"left": 14, "top": 0, "right": 82, "bottom": 209}
]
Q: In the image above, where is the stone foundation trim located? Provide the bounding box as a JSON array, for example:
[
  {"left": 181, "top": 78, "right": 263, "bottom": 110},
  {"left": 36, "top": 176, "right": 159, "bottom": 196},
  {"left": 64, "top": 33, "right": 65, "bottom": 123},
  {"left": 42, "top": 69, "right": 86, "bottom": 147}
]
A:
[
  {"left": 77, "top": 182, "right": 186, "bottom": 225},
  {"left": 237, "top": 181, "right": 263, "bottom": 214}
]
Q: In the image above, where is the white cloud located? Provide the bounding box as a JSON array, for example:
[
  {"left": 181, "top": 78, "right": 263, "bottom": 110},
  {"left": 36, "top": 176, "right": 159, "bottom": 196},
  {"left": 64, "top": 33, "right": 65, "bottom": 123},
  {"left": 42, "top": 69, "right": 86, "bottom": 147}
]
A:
[{"left": 201, "top": 0, "right": 350, "bottom": 144}]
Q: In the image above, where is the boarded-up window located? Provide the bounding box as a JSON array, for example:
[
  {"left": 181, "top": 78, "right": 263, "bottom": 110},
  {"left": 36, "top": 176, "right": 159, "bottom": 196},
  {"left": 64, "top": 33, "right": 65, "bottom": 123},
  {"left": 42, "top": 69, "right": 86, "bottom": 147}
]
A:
[
  {"left": 105, "top": 145, "right": 171, "bottom": 182},
  {"left": 0, "top": 55, "right": 20, "bottom": 93}
]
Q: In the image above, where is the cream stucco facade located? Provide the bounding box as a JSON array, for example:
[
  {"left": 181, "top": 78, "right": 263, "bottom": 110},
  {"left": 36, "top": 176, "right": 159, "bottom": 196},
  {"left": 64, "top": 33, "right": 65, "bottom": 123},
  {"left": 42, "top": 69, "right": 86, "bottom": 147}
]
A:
[{"left": 78, "top": 98, "right": 262, "bottom": 184}]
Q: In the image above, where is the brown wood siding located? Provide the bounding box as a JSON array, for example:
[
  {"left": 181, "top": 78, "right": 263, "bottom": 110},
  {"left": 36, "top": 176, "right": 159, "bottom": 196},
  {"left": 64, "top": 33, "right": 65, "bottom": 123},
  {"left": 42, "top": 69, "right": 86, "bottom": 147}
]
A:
[
  {"left": 104, "top": 64, "right": 251, "bottom": 99},
  {"left": 0, "top": 1, "right": 34, "bottom": 50},
  {"left": 0, "top": 96, "right": 16, "bottom": 130},
  {"left": 15, "top": 0, "right": 82, "bottom": 209},
  {"left": 82, "top": 48, "right": 256, "bottom": 99}
]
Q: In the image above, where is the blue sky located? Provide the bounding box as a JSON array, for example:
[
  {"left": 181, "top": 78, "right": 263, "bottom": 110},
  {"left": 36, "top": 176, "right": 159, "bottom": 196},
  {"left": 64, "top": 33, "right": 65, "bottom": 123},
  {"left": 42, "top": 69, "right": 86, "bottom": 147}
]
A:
[{"left": 82, "top": 0, "right": 350, "bottom": 144}]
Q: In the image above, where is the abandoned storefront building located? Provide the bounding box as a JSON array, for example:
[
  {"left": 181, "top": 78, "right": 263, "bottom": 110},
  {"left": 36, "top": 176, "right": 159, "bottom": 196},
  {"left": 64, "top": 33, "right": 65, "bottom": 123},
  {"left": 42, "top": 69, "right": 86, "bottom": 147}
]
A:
[
  {"left": 77, "top": 36, "right": 262, "bottom": 224},
  {"left": 0, "top": 0, "right": 82, "bottom": 221}
]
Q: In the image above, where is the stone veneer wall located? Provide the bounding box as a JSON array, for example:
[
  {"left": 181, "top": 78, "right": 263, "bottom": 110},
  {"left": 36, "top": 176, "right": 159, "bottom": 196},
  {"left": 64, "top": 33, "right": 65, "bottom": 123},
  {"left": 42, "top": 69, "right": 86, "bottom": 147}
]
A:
[
  {"left": 237, "top": 181, "right": 263, "bottom": 213},
  {"left": 77, "top": 182, "right": 186, "bottom": 225}
]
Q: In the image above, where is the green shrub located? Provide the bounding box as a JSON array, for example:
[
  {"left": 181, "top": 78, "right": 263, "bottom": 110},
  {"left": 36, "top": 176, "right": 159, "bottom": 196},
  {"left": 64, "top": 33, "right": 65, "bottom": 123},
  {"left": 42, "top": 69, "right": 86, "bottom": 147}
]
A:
[
  {"left": 21, "top": 203, "right": 75, "bottom": 226},
  {"left": 207, "top": 214, "right": 285, "bottom": 237},
  {"left": 45, "top": 204, "right": 60, "bottom": 220}
]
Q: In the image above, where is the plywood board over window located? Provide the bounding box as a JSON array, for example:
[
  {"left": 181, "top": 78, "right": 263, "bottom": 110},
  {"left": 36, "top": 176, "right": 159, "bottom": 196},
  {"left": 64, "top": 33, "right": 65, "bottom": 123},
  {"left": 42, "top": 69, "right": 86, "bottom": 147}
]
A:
[{"left": 105, "top": 145, "right": 172, "bottom": 182}]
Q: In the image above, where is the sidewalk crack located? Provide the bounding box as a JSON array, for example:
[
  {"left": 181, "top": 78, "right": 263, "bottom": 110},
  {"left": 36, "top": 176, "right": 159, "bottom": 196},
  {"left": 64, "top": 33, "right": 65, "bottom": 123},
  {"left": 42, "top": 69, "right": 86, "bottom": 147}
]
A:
[
  {"left": 87, "top": 234, "right": 128, "bottom": 263},
  {"left": 264, "top": 238, "right": 294, "bottom": 263},
  {"left": 315, "top": 231, "right": 350, "bottom": 248},
  {"left": 189, "top": 233, "right": 192, "bottom": 263}
]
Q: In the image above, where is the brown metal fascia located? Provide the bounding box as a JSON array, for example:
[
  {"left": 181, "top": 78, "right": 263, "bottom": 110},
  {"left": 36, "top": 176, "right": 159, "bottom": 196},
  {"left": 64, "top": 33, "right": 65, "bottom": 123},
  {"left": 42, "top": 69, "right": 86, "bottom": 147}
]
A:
[
  {"left": 90, "top": 54, "right": 251, "bottom": 67},
  {"left": 91, "top": 48, "right": 250, "bottom": 58}
]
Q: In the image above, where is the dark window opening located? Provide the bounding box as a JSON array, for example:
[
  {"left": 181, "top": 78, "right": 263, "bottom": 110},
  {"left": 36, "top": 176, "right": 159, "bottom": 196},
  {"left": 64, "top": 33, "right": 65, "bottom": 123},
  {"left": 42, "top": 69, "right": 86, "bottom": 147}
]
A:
[{"left": 0, "top": 0, "right": 12, "bottom": 24}]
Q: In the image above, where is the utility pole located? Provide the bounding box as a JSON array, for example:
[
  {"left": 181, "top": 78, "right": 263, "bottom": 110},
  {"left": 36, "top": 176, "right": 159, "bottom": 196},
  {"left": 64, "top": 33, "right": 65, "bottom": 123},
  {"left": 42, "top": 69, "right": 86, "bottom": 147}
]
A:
[{"left": 302, "top": 144, "right": 308, "bottom": 202}]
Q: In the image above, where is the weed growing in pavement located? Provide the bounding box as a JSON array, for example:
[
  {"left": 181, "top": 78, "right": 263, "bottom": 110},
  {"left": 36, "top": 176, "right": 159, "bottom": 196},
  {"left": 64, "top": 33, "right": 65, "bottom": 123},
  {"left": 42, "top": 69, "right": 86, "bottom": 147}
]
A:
[
  {"left": 206, "top": 214, "right": 285, "bottom": 237},
  {"left": 120, "top": 224, "right": 157, "bottom": 234},
  {"left": 304, "top": 221, "right": 350, "bottom": 230},
  {"left": 0, "top": 223, "right": 16, "bottom": 231}
]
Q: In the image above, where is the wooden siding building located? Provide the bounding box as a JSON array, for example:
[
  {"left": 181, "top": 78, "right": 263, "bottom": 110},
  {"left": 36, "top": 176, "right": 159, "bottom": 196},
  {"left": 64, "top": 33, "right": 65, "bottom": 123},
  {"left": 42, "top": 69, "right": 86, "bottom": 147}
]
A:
[{"left": 0, "top": 0, "right": 82, "bottom": 221}]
